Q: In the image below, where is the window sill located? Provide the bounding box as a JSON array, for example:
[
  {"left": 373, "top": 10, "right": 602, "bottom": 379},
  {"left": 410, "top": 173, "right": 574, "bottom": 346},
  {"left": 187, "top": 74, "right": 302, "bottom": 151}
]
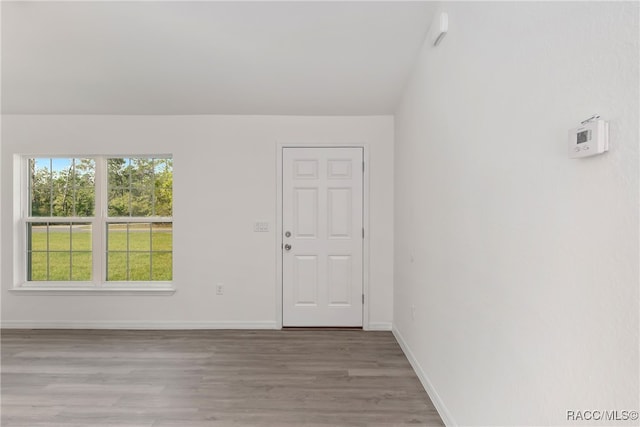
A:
[{"left": 9, "top": 287, "right": 176, "bottom": 296}]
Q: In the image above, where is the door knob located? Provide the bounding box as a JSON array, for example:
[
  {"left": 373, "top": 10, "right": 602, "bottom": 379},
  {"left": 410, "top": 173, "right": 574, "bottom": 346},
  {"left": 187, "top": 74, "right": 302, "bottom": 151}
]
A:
[{"left": 284, "top": 244, "right": 292, "bottom": 251}]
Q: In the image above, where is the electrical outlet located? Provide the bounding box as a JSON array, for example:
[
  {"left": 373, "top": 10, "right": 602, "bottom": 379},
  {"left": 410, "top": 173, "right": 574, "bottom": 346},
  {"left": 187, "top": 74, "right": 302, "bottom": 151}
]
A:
[
  {"left": 216, "top": 283, "right": 224, "bottom": 295},
  {"left": 411, "top": 304, "right": 416, "bottom": 320}
]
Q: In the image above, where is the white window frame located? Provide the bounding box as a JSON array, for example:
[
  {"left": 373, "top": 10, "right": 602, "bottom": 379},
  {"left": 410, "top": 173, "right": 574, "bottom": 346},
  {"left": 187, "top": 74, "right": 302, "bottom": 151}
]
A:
[{"left": 13, "top": 155, "right": 175, "bottom": 294}]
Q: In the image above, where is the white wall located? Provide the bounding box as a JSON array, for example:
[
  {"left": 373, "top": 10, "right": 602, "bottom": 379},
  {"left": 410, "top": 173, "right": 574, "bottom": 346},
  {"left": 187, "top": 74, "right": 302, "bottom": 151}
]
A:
[
  {"left": 394, "top": 2, "right": 639, "bottom": 426},
  {"left": 1, "top": 115, "right": 394, "bottom": 329}
]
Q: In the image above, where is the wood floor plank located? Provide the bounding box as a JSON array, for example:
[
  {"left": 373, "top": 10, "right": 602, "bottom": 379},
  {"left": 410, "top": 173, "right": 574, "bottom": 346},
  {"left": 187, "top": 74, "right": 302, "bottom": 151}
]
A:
[{"left": 1, "top": 329, "right": 444, "bottom": 426}]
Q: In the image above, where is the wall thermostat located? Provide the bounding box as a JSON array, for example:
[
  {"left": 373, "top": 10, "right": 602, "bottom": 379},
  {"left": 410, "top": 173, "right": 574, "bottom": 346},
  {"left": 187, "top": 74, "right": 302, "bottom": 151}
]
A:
[{"left": 568, "top": 115, "right": 609, "bottom": 158}]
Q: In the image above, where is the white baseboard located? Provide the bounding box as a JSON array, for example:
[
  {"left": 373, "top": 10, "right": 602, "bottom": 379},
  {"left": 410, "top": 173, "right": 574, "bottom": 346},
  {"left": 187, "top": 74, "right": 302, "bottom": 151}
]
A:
[
  {"left": 367, "top": 321, "right": 392, "bottom": 331},
  {"left": 392, "top": 326, "right": 457, "bottom": 427},
  {"left": 1, "top": 320, "right": 394, "bottom": 331},
  {"left": 0, "top": 320, "right": 279, "bottom": 330}
]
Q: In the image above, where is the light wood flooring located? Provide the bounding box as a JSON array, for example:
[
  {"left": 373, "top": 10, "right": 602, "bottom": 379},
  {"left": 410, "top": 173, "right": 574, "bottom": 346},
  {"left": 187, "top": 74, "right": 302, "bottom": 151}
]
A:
[{"left": 1, "top": 329, "right": 444, "bottom": 426}]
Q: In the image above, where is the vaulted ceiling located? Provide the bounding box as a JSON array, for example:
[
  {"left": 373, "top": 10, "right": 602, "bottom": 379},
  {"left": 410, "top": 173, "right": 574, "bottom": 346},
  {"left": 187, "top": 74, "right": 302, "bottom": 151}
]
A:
[{"left": 2, "top": 1, "right": 434, "bottom": 115}]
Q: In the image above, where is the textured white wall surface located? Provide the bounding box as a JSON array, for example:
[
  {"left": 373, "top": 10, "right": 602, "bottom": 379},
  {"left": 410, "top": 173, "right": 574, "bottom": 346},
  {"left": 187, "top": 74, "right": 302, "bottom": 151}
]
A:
[
  {"left": 1, "top": 115, "right": 394, "bottom": 329},
  {"left": 394, "top": 2, "right": 639, "bottom": 426}
]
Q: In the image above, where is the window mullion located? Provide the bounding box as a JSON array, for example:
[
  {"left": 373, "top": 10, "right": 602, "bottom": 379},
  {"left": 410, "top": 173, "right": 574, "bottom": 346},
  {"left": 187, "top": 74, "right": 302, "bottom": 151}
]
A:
[
  {"left": 49, "top": 158, "right": 53, "bottom": 217},
  {"left": 72, "top": 159, "right": 77, "bottom": 217},
  {"left": 46, "top": 222, "right": 50, "bottom": 281},
  {"left": 93, "top": 157, "right": 106, "bottom": 287},
  {"left": 69, "top": 222, "right": 73, "bottom": 281},
  {"left": 27, "top": 158, "right": 32, "bottom": 219}
]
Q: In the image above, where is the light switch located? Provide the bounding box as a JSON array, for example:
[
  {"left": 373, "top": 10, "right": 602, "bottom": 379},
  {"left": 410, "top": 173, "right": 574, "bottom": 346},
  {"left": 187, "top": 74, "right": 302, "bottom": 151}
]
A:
[{"left": 254, "top": 221, "right": 269, "bottom": 232}]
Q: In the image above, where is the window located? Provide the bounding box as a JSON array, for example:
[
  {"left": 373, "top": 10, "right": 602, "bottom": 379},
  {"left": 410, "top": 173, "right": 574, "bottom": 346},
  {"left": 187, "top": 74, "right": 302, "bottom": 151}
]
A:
[
  {"left": 106, "top": 158, "right": 173, "bottom": 281},
  {"left": 22, "top": 156, "right": 173, "bottom": 288},
  {"left": 27, "top": 158, "right": 95, "bottom": 281}
]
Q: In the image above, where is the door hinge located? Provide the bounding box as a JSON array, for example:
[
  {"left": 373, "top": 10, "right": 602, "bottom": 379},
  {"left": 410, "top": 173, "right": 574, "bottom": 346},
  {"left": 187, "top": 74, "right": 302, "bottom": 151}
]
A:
[
  {"left": 362, "top": 227, "right": 365, "bottom": 239},
  {"left": 362, "top": 294, "right": 365, "bottom": 304},
  {"left": 362, "top": 161, "right": 365, "bottom": 172}
]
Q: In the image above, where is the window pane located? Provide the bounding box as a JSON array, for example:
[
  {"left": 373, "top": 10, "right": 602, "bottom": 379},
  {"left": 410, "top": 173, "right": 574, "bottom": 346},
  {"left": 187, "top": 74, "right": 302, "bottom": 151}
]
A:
[
  {"left": 27, "top": 222, "right": 92, "bottom": 282},
  {"left": 108, "top": 158, "right": 129, "bottom": 189},
  {"left": 30, "top": 159, "right": 52, "bottom": 217},
  {"left": 154, "top": 159, "right": 173, "bottom": 217},
  {"left": 131, "top": 186, "right": 153, "bottom": 217},
  {"left": 74, "top": 186, "right": 95, "bottom": 217},
  {"left": 29, "top": 252, "right": 48, "bottom": 281},
  {"left": 28, "top": 223, "right": 48, "bottom": 251},
  {"left": 107, "top": 157, "right": 172, "bottom": 218},
  {"left": 129, "top": 253, "right": 151, "bottom": 281},
  {"left": 48, "top": 224, "right": 71, "bottom": 251},
  {"left": 107, "top": 252, "right": 127, "bottom": 281},
  {"left": 71, "top": 252, "right": 92, "bottom": 281},
  {"left": 152, "top": 223, "right": 172, "bottom": 251},
  {"left": 128, "top": 223, "right": 151, "bottom": 251},
  {"left": 106, "top": 221, "right": 172, "bottom": 282},
  {"left": 29, "top": 158, "right": 95, "bottom": 217},
  {"left": 107, "top": 224, "right": 128, "bottom": 251},
  {"left": 152, "top": 252, "right": 172, "bottom": 281},
  {"left": 108, "top": 188, "right": 131, "bottom": 217},
  {"left": 72, "top": 159, "right": 95, "bottom": 217},
  {"left": 50, "top": 159, "right": 74, "bottom": 217},
  {"left": 48, "top": 252, "right": 71, "bottom": 281},
  {"left": 71, "top": 224, "right": 92, "bottom": 251},
  {"left": 130, "top": 158, "right": 154, "bottom": 186}
]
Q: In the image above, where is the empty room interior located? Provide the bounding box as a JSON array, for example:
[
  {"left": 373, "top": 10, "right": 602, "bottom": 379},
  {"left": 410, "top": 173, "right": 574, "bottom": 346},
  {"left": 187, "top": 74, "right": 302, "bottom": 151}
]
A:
[{"left": 1, "top": 1, "right": 639, "bottom": 426}]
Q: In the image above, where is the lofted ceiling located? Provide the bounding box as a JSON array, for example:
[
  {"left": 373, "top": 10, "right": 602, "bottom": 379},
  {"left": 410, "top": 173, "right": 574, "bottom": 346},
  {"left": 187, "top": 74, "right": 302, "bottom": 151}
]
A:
[{"left": 1, "top": 1, "right": 435, "bottom": 115}]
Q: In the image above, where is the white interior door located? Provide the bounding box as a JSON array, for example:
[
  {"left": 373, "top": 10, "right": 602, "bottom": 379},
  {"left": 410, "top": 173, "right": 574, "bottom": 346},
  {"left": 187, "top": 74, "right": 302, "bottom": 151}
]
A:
[{"left": 282, "top": 147, "right": 363, "bottom": 327}]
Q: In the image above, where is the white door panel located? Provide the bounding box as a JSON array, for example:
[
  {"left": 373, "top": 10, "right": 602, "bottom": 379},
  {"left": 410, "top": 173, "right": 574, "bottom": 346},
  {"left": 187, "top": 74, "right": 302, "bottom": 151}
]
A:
[
  {"left": 327, "top": 188, "right": 352, "bottom": 238},
  {"left": 283, "top": 147, "right": 363, "bottom": 327}
]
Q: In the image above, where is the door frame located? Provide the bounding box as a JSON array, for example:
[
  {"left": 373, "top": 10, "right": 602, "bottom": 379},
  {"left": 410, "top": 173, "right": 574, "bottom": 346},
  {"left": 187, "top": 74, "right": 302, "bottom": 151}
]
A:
[{"left": 276, "top": 142, "right": 371, "bottom": 330}]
